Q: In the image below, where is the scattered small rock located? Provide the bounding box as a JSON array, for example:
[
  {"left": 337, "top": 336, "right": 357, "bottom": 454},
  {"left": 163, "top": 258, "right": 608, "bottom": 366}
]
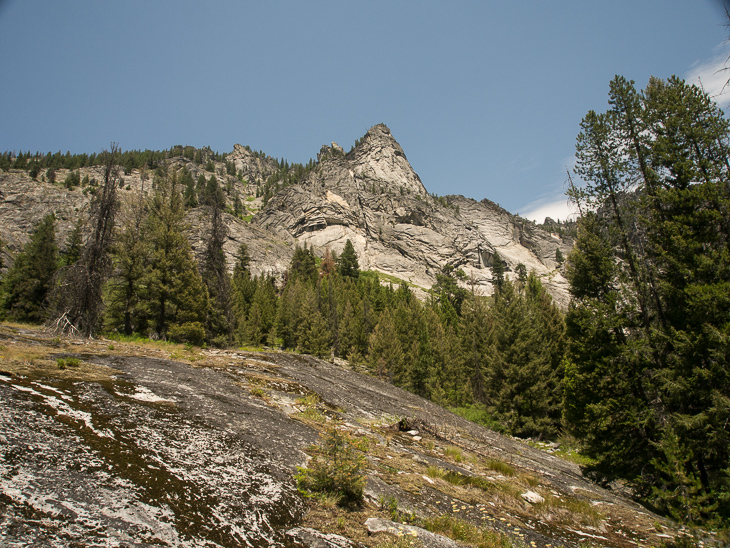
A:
[{"left": 521, "top": 491, "right": 545, "bottom": 505}]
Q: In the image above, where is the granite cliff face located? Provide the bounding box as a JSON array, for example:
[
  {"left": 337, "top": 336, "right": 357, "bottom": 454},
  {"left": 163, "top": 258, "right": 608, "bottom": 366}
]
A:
[
  {"left": 0, "top": 124, "right": 572, "bottom": 306},
  {"left": 254, "top": 124, "right": 571, "bottom": 305}
]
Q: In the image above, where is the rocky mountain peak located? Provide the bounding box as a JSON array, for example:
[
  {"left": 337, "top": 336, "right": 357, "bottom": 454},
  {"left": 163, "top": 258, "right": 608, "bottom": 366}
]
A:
[
  {"left": 347, "top": 124, "right": 427, "bottom": 197},
  {"left": 0, "top": 126, "right": 573, "bottom": 307},
  {"left": 227, "top": 143, "right": 278, "bottom": 184},
  {"left": 254, "top": 124, "right": 572, "bottom": 306}
]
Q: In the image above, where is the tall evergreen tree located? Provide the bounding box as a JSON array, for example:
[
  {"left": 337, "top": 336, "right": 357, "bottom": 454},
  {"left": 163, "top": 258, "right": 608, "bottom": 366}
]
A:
[
  {"left": 181, "top": 167, "right": 198, "bottom": 208},
  {"left": 486, "top": 278, "right": 564, "bottom": 439},
  {"left": 105, "top": 185, "right": 149, "bottom": 335},
  {"left": 337, "top": 239, "right": 359, "bottom": 279},
  {"left": 50, "top": 144, "right": 119, "bottom": 336},
  {"left": 458, "top": 294, "right": 493, "bottom": 406},
  {"left": 565, "top": 75, "right": 730, "bottom": 524},
  {"left": 231, "top": 243, "right": 255, "bottom": 340},
  {"left": 288, "top": 245, "right": 318, "bottom": 285},
  {"left": 142, "top": 170, "right": 208, "bottom": 340},
  {"left": 201, "top": 177, "right": 232, "bottom": 345},
  {"left": 367, "top": 309, "right": 404, "bottom": 381},
  {"left": 491, "top": 251, "right": 505, "bottom": 290},
  {"left": 1, "top": 214, "right": 58, "bottom": 322},
  {"left": 62, "top": 219, "right": 83, "bottom": 267}
]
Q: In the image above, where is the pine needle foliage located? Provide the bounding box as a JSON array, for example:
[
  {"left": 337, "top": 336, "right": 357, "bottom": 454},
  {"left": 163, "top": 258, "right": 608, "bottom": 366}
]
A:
[
  {"left": 565, "top": 75, "right": 730, "bottom": 525},
  {"left": 295, "top": 427, "right": 367, "bottom": 507}
]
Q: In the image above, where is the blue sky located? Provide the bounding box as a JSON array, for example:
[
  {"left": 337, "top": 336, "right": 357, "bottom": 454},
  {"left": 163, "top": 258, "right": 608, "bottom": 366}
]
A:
[{"left": 1, "top": 1, "right": 729, "bottom": 222}]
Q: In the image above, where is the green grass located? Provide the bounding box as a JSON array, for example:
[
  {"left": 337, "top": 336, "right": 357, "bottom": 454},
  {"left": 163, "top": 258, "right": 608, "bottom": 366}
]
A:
[
  {"left": 105, "top": 332, "right": 181, "bottom": 348},
  {"left": 443, "top": 446, "right": 463, "bottom": 462},
  {"left": 449, "top": 404, "right": 507, "bottom": 434},
  {"left": 485, "top": 458, "right": 515, "bottom": 477},
  {"left": 426, "top": 465, "right": 515, "bottom": 495},
  {"left": 298, "top": 407, "right": 327, "bottom": 423},
  {"left": 249, "top": 387, "right": 266, "bottom": 398},
  {"left": 535, "top": 494, "right": 603, "bottom": 527},
  {"left": 297, "top": 393, "right": 322, "bottom": 407}
]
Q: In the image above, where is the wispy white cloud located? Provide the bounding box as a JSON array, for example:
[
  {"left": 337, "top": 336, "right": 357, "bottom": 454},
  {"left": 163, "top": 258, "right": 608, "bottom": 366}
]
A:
[
  {"left": 685, "top": 41, "right": 730, "bottom": 108},
  {"left": 519, "top": 195, "right": 579, "bottom": 224}
]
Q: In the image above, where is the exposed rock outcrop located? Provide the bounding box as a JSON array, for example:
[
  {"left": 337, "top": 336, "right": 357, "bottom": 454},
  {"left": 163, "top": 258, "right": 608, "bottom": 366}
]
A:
[
  {"left": 0, "top": 325, "right": 687, "bottom": 547},
  {"left": 254, "top": 124, "right": 572, "bottom": 305},
  {"left": 227, "top": 143, "right": 280, "bottom": 184}
]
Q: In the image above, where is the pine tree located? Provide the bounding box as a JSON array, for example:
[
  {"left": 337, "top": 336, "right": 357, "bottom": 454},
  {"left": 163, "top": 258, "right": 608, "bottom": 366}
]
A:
[
  {"left": 231, "top": 243, "right": 255, "bottom": 340},
  {"left": 1, "top": 214, "right": 58, "bottom": 322},
  {"left": 458, "top": 295, "right": 493, "bottom": 406},
  {"left": 432, "top": 264, "right": 467, "bottom": 318},
  {"left": 321, "top": 247, "right": 336, "bottom": 277},
  {"left": 409, "top": 313, "right": 433, "bottom": 399},
  {"left": 367, "top": 309, "right": 404, "bottom": 381},
  {"left": 491, "top": 251, "right": 505, "bottom": 290},
  {"left": 50, "top": 144, "right": 119, "bottom": 336},
  {"left": 565, "top": 76, "right": 730, "bottom": 523},
  {"left": 288, "top": 245, "right": 318, "bottom": 285},
  {"left": 105, "top": 186, "right": 149, "bottom": 335},
  {"left": 181, "top": 167, "right": 198, "bottom": 208},
  {"left": 275, "top": 279, "right": 306, "bottom": 349},
  {"left": 62, "top": 219, "right": 83, "bottom": 267},
  {"left": 201, "top": 182, "right": 232, "bottom": 345},
  {"left": 337, "top": 239, "right": 359, "bottom": 279},
  {"left": 142, "top": 170, "right": 208, "bottom": 340},
  {"left": 241, "top": 275, "right": 277, "bottom": 346},
  {"left": 486, "top": 279, "right": 564, "bottom": 439},
  {"left": 297, "top": 289, "right": 331, "bottom": 358}
]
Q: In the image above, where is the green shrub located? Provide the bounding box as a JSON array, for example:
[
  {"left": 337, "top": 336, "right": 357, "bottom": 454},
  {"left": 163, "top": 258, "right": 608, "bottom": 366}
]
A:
[
  {"left": 56, "top": 357, "right": 81, "bottom": 369},
  {"left": 295, "top": 427, "right": 366, "bottom": 507},
  {"left": 167, "top": 321, "right": 206, "bottom": 346},
  {"left": 63, "top": 170, "right": 81, "bottom": 189}
]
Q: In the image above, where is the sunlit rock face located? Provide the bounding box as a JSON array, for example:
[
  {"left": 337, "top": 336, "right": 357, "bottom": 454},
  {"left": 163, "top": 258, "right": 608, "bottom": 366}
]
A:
[
  {"left": 255, "top": 124, "right": 572, "bottom": 306},
  {"left": 0, "top": 354, "right": 311, "bottom": 547},
  {"left": 0, "top": 327, "right": 680, "bottom": 548}
]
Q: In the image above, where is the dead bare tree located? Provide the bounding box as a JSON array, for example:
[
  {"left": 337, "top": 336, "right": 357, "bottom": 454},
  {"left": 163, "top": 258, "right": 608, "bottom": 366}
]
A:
[{"left": 49, "top": 143, "right": 120, "bottom": 336}]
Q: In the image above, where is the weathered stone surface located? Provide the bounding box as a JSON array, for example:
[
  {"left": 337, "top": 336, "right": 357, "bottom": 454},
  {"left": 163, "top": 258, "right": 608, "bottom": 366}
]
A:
[
  {"left": 522, "top": 490, "right": 546, "bottom": 504},
  {"left": 254, "top": 125, "right": 573, "bottom": 306},
  {"left": 286, "top": 527, "right": 362, "bottom": 548},
  {"left": 0, "top": 326, "right": 689, "bottom": 548},
  {"left": 365, "top": 517, "right": 464, "bottom": 548},
  {"left": 227, "top": 143, "right": 280, "bottom": 184},
  {"left": 0, "top": 172, "right": 89, "bottom": 265}
]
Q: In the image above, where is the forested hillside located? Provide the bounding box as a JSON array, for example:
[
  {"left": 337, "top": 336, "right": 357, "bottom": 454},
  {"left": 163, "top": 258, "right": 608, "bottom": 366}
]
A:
[{"left": 1, "top": 75, "right": 729, "bottom": 535}]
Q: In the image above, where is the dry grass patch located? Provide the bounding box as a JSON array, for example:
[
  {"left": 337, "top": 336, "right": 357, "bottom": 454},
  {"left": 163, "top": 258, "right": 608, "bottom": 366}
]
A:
[
  {"left": 0, "top": 338, "right": 119, "bottom": 384},
  {"left": 420, "top": 515, "right": 515, "bottom": 548},
  {"left": 534, "top": 492, "right": 603, "bottom": 528}
]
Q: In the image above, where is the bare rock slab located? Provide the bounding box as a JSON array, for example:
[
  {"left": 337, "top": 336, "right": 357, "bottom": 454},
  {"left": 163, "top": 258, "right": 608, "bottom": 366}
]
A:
[
  {"left": 286, "top": 527, "right": 362, "bottom": 548},
  {"left": 365, "top": 517, "right": 465, "bottom": 548}
]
